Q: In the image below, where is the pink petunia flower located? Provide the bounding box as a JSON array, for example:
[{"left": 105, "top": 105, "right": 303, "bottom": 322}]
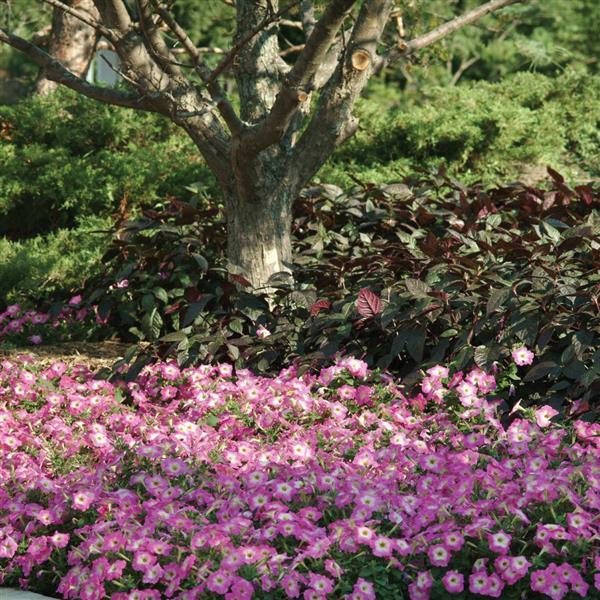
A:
[
  {"left": 512, "top": 346, "right": 534, "bottom": 366},
  {"left": 469, "top": 572, "right": 490, "bottom": 595},
  {"left": 427, "top": 544, "right": 451, "bottom": 567},
  {"left": 535, "top": 405, "right": 559, "bottom": 427},
  {"left": 488, "top": 531, "right": 512, "bottom": 554},
  {"left": 207, "top": 570, "right": 232, "bottom": 595},
  {"left": 442, "top": 571, "right": 464, "bottom": 593}
]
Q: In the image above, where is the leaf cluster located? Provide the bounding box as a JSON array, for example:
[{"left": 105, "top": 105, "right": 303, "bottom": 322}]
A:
[{"left": 86, "top": 171, "right": 600, "bottom": 411}]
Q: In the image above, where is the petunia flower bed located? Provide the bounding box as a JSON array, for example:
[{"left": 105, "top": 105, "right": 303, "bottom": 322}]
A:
[
  {"left": 0, "top": 357, "right": 598, "bottom": 599},
  {"left": 0, "top": 298, "right": 99, "bottom": 347}
]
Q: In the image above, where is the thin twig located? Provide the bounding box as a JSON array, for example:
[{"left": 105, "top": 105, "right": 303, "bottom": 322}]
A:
[{"left": 148, "top": 0, "right": 242, "bottom": 134}]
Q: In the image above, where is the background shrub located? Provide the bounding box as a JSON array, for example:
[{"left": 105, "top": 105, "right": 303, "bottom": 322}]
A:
[
  {"left": 0, "top": 90, "right": 217, "bottom": 238},
  {"left": 0, "top": 216, "right": 110, "bottom": 303},
  {"left": 323, "top": 71, "right": 600, "bottom": 188}
]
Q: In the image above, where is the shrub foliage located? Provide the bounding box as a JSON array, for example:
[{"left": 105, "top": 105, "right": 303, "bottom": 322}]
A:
[
  {"left": 84, "top": 172, "right": 599, "bottom": 411},
  {"left": 324, "top": 72, "right": 600, "bottom": 187},
  {"left": 0, "top": 90, "right": 215, "bottom": 238}
]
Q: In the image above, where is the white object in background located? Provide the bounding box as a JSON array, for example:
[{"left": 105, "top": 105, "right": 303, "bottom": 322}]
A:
[
  {"left": 0, "top": 590, "right": 54, "bottom": 599},
  {"left": 86, "top": 47, "right": 121, "bottom": 86}
]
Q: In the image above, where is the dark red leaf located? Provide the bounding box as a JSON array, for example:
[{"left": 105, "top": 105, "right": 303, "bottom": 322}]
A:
[
  {"left": 356, "top": 288, "right": 382, "bottom": 318},
  {"left": 568, "top": 398, "right": 590, "bottom": 417},
  {"left": 164, "top": 302, "right": 181, "bottom": 315},
  {"left": 556, "top": 237, "right": 582, "bottom": 256},
  {"left": 230, "top": 274, "right": 252, "bottom": 288},
  {"left": 310, "top": 299, "right": 331, "bottom": 316},
  {"left": 184, "top": 287, "right": 202, "bottom": 302},
  {"left": 542, "top": 191, "right": 557, "bottom": 210},
  {"left": 575, "top": 185, "right": 594, "bottom": 206},
  {"left": 546, "top": 166, "right": 564, "bottom": 184}
]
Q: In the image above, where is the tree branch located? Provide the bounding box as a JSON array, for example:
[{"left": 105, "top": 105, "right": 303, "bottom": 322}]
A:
[
  {"left": 91, "top": 0, "right": 176, "bottom": 96},
  {"left": 147, "top": 0, "right": 242, "bottom": 135},
  {"left": 209, "top": 0, "right": 303, "bottom": 84},
  {"left": 0, "top": 27, "right": 164, "bottom": 113},
  {"left": 135, "top": 0, "right": 181, "bottom": 77},
  {"left": 386, "top": 0, "right": 522, "bottom": 66},
  {"left": 92, "top": 0, "right": 233, "bottom": 184},
  {"left": 39, "top": 0, "right": 116, "bottom": 41},
  {"left": 290, "top": 0, "right": 394, "bottom": 191},
  {"left": 92, "top": 0, "right": 131, "bottom": 34},
  {"left": 242, "top": 0, "right": 357, "bottom": 153},
  {"left": 300, "top": 0, "right": 316, "bottom": 37}
]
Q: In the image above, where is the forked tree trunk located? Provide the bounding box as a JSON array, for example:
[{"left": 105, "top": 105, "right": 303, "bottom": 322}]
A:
[
  {"left": 226, "top": 186, "right": 294, "bottom": 290},
  {"left": 35, "top": 0, "right": 99, "bottom": 95},
  {"left": 0, "top": 0, "right": 520, "bottom": 291}
]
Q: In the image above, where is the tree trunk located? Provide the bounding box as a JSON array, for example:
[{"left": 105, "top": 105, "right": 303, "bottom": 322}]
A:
[
  {"left": 35, "top": 0, "right": 99, "bottom": 95},
  {"left": 226, "top": 186, "right": 293, "bottom": 291}
]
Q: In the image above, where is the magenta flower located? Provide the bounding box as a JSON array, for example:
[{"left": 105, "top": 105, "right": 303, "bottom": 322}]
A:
[
  {"left": 566, "top": 512, "right": 590, "bottom": 530},
  {"left": 353, "top": 578, "right": 376, "bottom": 600},
  {"left": 442, "top": 571, "right": 464, "bottom": 593},
  {"left": 343, "top": 357, "right": 368, "bottom": 379},
  {"left": 469, "top": 572, "right": 490, "bottom": 595},
  {"left": 355, "top": 526, "right": 375, "bottom": 544},
  {"left": 282, "top": 574, "right": 301, "bottom": 598},
  {"left": 227, "top": 577, "right": 254, "bottom": 600},
  {"left": 535, "top": 405, "right": 559, "bottom": 427},
  {"left": 0, "top": 535, "right": 18, "bottom": 558},
  {"left": 324, "top": 559, "right": 344, "bottom": 579},
  {"left": 132, "top": 551, "right": 157, "bottom": 572},
  {"left": 488, "top": 531, "right": 512, "bottom": 554},
  {"left": 207, "top": 570, "right": 232, "bottom": 595},
  {"left": 426, "top": 365, "right": 449, "bottom": 379},
  {"left": 0, "top": 358, "right": 596, "bottom": 599},
  {"left": 443, "top": 531, "right": 464, "bottom": 551},
  {"left": 308, "top": 573, "right": 334, "bottom": 594},
  {"left": 371, "top": 536, "right": 394, "bottom": 558},
  {"left": 50, "top": 533, "right": 69, "bottom": 548},
  {"left": 105, "top": 560, "right": 126, "bottom": 581},
  {"left": 512, "top": 346, "right": 534, "bottom": 366},
  {"left": 338, "top": 384, "right": 356, "bottom": 400},
  {"left": 72, "top": 490, "right": 96, "bottom": 511},
  {"left": 256, "top": 325, "right": 271, "bottom": 338},
  {"left": 427, "top": 544, "right": 451, "bottom": 567}
]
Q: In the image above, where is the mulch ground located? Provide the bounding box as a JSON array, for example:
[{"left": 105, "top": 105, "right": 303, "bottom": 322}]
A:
[{"left": 0, "top": 341, "right": 132, "bottom": 371}]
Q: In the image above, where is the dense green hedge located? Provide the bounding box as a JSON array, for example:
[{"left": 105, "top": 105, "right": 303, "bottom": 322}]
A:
[
  {"left": 2, "top": 72, "right": 598, "bottom": 247},
  {"left": 0, "top": 217, "right": 110, "bottom": 303},
  {"left": 0, "top": 90, "right": 216, "bottom": 237},
  {"left": 323, "top": 71, "right": 600, "bottom": 187}
]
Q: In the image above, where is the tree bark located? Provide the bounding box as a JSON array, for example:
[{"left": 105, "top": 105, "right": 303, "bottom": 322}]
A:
[
  {"left": 234, "top": 0, "right": 282, "bottom": 123},
  {"left": 35, "top": 0, "right": 99, "bottom": 95},
  {"left": 226, "top": 183, "right": 293, "bottom": 290}
]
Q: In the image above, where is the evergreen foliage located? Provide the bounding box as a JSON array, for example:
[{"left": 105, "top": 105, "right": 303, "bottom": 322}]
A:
[
  {"left": 0, "top": 90, "right": 215, "bottom": 237},
  {"left": 324, "top": 71, "right": 600, "bottom": 187},
  {"left": 0, "top": 216, "right": 110, "bottom": 303}
]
